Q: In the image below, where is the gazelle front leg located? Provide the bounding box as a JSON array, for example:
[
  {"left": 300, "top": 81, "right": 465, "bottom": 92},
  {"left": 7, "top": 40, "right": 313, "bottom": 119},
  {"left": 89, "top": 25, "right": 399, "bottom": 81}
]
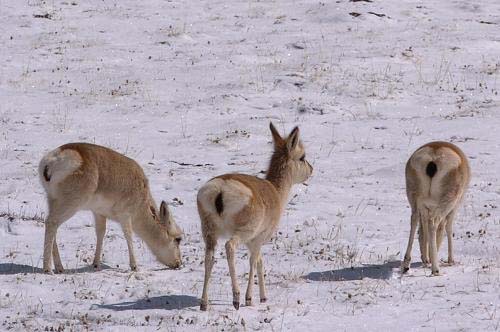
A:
[
  {"left": 92, "top": 213, "right": 107, "bottom": 269},
  {"left": 200, "top": 236, "right": 217, "bottom": 311},
  {"left": 428, "top": 217, "right": 440, "bottom": 276},
  {"left": 245, "top": 251, "right": 258, "bottom": 306},
  {"left": 436, "top": 222, "right": 446, "bottom": 253},
  {"left": 225, "top": 237, "right": 240, "bottom": 310},
  {"left": 256, "top": 253, "right": 267, "bottom": 303},
  {"left": 121, "top": 218, "right": 137, "bottom": 271},
  {"left": 402, "top": 212, "right": 418, "bottom": 273}
]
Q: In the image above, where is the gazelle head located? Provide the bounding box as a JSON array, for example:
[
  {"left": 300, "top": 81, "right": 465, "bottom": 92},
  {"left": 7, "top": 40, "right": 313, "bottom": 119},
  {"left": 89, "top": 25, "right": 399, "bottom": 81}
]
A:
[
  {"left": 151, "top": 201, "right": 183, "bottom": 269},
  {"left": 269, "top": 122, "right": 313, "bottom": 185}
]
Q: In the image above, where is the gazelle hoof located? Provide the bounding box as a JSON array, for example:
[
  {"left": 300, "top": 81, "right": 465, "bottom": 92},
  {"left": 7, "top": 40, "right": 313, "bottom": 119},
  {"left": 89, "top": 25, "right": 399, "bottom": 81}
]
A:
[
  {"left": 245, "top": 298, "right": 252, "bottom": 306},
  {"left": 440, "top": 260, "right": 456, "bottom": 267},
  {"left": 200, "top": 302, "right": 208, "bottom": 311},
  {"left": 401, "top": 259, "right": 410, "bottom": 273},
  {"left": 260, "top": 298, "right": 267, "bottom": 303},
  {"left": 233, "top": 301, "right": 240, "bottom": 310},
  {"left": 44, "top": 269, "right": 54, "bottom": 275},
  {"left": 431, "top": 270, "right": 440, "bottom": 276},
  {"left": 130, "top": 265, "right": 138, "bottom": 272},
  {"left": 55, "top": 267, "right": 64, "bottom": 274}
]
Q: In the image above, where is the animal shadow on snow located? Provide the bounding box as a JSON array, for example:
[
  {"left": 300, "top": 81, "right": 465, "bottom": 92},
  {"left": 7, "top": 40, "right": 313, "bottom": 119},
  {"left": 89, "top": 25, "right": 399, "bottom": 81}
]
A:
[
  {"left": 303, "top": 261, "right": 422, "bottom": 281},
  {"left": 0, "top": 263, "right": 112, "bottom": 275},
  {"left": 95, "top": 295, "right": 199, "bottom": 311}
]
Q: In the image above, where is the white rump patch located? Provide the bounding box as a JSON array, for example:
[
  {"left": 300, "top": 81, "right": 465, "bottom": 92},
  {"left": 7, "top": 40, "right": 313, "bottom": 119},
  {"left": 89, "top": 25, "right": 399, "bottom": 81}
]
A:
[
  {"left": 411, "top": 146, "right": 461, "bottom": 175},
  {"left": 39, "top": 148, "right": 83, "bottom": 190},
  {"left": 411, "top": 145, "right": 464, "bottom": 205},
  {"left": 198, "top": 178, "right": 253, "bottom": 218},
  {"left": 434, "top": 147, "right": 461, "bottom": 173},
  {"left": 409, "top": 146, "right": 433, "bottom": 171}
]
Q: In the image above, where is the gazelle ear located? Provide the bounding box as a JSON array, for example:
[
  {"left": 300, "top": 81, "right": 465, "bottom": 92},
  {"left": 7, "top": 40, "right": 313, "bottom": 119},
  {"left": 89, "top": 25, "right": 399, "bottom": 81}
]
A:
[
  {"left": 286, "top": 126, "right": 300, "bottom": 151},
  {"left": 270, "top": 122, "right": 284, "bottom": 147},
  {"left": 159, "top": 201, "right": 170, "bottom": 226}
]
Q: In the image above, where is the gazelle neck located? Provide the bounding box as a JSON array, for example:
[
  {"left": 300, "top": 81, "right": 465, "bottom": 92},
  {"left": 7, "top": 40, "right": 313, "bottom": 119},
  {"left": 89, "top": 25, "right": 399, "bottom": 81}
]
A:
[
  {"left": 132, "top": 208, "right": 167, "bottom": 257},
  {"left": 265, "top": 151, "right": 293, "bottom": 204}
]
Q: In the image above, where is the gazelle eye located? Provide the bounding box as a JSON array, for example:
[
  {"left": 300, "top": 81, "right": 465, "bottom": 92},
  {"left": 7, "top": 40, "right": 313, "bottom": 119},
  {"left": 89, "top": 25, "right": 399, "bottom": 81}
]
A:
[{"left": 300, "top": 154, "right": 306, "bottom": 161}]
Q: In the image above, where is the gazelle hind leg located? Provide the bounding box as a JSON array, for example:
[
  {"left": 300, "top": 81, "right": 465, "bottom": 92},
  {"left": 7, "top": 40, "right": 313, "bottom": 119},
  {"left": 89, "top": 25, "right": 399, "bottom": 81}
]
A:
[
  {"left": 402, "top": 211, "right": 418, "bottom": 273},
  {"left": 52, "top": 238, "right": 64, "bottom": 273},
  {"left": 92, "top": 213, "right": 107, "bottom": 269},
  {"left": 445, "top": 210, "right": 457, "bottom": 264},
  {"left": 428, "top": 217, "right": 441, "bottom": 276},
  {"left": 419, "top": 220, "right": 430, "bottom": 267},
  {"left": 200, "top": 235, "right": 217, "bottom": 311},
  {"left": 225, "top": 237, "right": 240, "bottom": 310},
  {"left": 43, "top": 222, "right": 57, "bottom": 273},
  {"left": 43, "top": 203, "right": 78, "bottom": 273}
]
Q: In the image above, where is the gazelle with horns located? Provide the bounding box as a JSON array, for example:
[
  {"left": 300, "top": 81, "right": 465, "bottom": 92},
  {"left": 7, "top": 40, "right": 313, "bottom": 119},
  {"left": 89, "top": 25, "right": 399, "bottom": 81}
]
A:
[{"left": 197, "top": 123, "right": 313, "bottom": 310}]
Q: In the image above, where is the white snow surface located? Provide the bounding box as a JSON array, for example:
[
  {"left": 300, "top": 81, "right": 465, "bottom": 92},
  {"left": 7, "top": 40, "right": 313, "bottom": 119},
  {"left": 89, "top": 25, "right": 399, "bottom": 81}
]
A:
[{"left": 1, "top": 0, "right": 499, "bottom": 331}]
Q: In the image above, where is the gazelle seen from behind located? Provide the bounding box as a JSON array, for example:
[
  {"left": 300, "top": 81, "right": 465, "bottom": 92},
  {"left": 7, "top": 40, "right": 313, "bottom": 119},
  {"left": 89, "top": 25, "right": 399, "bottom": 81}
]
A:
[
  {"left": 197, "top": 123, "right": 313, "bottom": 311},
  {"left": 402, "top": 141, "right": 470, "bottom": 276},
  {"left": 39, "top": 143, "right": 183, "bottom": 273}
]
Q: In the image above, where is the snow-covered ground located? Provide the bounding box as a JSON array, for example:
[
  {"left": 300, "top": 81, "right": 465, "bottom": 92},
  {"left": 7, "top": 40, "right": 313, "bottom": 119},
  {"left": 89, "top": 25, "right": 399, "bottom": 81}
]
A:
[{"left": 1, "top": 0, "right": 499, "bottom": 330}]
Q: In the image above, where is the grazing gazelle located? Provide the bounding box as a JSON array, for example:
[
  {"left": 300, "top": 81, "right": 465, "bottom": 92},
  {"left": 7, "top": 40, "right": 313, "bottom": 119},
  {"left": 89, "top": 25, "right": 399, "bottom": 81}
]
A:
[
  {"left": 197, "top": 123, "right": 313, "bottom": 311},
  {"left": 402, "top": 141, "right": 470, "bottom": 276},
  {"left": 39, "top": 143, "right": 183, "bottom": 273}
]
